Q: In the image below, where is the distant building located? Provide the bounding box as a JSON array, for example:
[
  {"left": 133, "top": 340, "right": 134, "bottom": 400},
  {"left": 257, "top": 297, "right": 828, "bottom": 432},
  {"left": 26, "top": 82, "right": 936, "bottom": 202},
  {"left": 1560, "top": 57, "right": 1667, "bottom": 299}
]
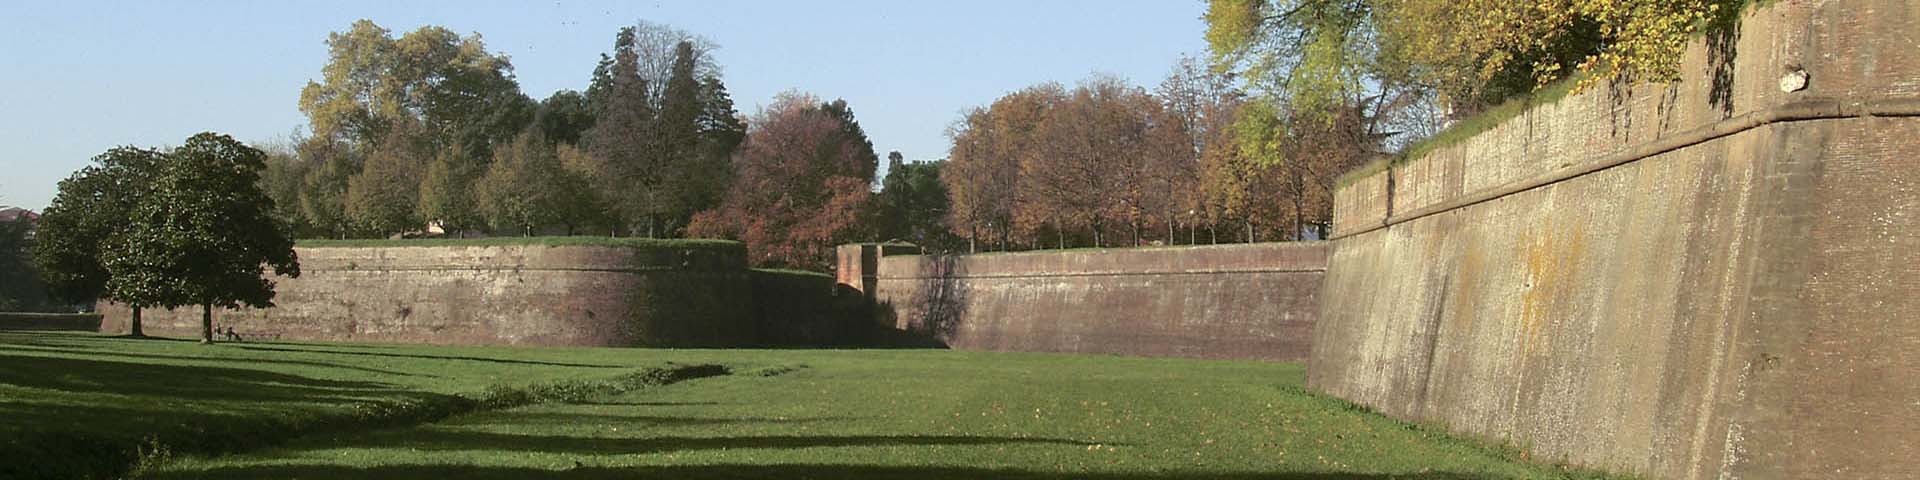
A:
[{"left": 0, "top": 206, "right": 38, "bottom": 241}]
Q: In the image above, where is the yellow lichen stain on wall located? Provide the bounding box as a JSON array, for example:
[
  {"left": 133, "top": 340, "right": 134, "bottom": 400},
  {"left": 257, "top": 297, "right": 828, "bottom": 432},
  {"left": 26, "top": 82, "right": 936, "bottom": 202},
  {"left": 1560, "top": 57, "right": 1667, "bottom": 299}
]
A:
[{"left": 1519, "top": 219, "right": 1587, "bottom": 358}]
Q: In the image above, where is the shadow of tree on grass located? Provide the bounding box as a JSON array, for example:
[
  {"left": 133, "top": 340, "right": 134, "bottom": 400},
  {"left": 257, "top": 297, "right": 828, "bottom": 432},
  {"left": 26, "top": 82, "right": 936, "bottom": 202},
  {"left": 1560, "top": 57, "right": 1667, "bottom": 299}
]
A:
[
  {"left": 0, "top": 352, "right": 446, "bottom": 480},
  {"left": 0, "top": 352, "right": 402, "bottom": 403},
  {"left": 0, "top": 342, "right": 433, "bottom": 378}
]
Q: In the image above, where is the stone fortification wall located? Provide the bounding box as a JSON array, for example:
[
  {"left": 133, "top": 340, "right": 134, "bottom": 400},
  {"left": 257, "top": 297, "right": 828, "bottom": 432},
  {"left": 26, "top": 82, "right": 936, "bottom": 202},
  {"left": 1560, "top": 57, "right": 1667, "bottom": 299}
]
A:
[
  {"left": 868, "top": 242, "right": 1327, "bottom": 361},
  {"left": 1312, "top": 1, "right": 1919, "bottom": 478},
  {"left": 99, "top": 243, "right": 756, "bottom": 347}
]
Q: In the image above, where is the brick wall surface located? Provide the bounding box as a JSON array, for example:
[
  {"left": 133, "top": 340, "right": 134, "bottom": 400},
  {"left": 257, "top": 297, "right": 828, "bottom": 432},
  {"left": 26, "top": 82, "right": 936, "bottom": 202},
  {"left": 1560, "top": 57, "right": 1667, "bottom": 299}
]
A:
[
  {"left": 1314, "top": 1, "right": 1920, "bottom": 478},
  {"left": 867, "top": 242, "right": 1328, "bottom": 362},
  {"left": 98, "top": 244, "right": 756, "bottom": 347}
]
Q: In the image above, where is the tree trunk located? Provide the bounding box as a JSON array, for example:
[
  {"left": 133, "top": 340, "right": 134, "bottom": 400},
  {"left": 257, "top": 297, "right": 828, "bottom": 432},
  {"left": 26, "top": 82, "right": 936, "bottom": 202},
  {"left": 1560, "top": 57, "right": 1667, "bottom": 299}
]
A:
[
  {"left": 1293, "top": 197, "right": 1305, "bottom": 242},
  {"left": 129, "top": 306, "right": 144, "bottom": 337},
  {"left": 199, "top": 303, "right": 214, "bottom": 344},
  {"left": 969, "top": 226, "right": 977, "bottom": 254}
]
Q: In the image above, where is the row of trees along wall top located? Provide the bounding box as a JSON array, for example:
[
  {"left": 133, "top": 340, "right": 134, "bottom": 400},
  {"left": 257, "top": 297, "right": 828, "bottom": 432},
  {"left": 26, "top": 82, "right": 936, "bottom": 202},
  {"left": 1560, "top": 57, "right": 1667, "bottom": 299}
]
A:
[{"left": 272, "top": 20, "right": 877, "bottom": 271}]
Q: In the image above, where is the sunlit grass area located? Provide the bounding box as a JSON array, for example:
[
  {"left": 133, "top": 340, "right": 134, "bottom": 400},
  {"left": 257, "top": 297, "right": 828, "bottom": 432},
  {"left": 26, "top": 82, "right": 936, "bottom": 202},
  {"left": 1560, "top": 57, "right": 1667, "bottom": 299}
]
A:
[{"left": 1, "top": 331, "right": 1616, "bottom": 479}]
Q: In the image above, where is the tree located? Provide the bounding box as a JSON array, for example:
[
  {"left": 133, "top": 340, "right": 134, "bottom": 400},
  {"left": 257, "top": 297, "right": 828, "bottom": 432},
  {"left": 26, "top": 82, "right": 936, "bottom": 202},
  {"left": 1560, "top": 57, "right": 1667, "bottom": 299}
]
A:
[
  {"left": 585, "top": 27, "right": 661, "bottom": 236},
  {"left": 346, "top": 125, "right": 425, "bottom": 236},
  {"left": 299, "top": 20, "right": 527, "bottom": 151},
  {"left": 1157, "top": 55, "right": 1239, "bottom": 243},
  {"left": 298, "top": 138, "right": 357, "bottom": 239},
  {"left": 34, "top": 147, "right": 164, "bottom": 334},
  {"left": 258, "top": 140, "right": 315, "bottom": 238},
  {"left": 477, "top": 131, "right": 563, "bottom": 236},
  {"left": 553, "top": 144, "right": 611, "bottom": 235},
  {"left": 1206, "top": 0, "right": 1733, "bottom": 117},
  {"left": 536, "top": 90, "right": 595, "bottom": 146},
  {"left": 585, "top": 21, "right": 721, "bottom": 112},
  {"left": 417, "top": 144, "right": 483, "bottom": 236},
  {"left": 1012, "top": 76, "right": 1180, "bottom": 248},
  {"left": 686, "top": 75, "right": 746, "bottom": 221},
  {"left": 108, "top": 133, "right": 300, "bottom": 343},
  {"left": 944, "top": 84, "right": 1062, "bottom": 252},
  {"left": 1, "top": 210, "right": 47, "bottom": 312},
  {"left": 688, "top": 93, "right": 878, "bottom": 269},
  {"left": 877, "top": 154, "right": 959, "bottom": 251},
  {"left": 299, "top": 19, "right": 532, "bottom": 238},
  {"left": 653, "top": 40, "right": 708, "bottom": 234}
]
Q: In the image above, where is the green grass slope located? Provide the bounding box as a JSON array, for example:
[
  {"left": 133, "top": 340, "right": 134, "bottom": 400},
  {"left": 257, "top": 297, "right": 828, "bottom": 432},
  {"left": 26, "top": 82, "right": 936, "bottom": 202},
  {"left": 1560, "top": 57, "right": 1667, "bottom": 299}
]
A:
[{"left": 102, "top": 342, "right": 1618, "bottom": 479}]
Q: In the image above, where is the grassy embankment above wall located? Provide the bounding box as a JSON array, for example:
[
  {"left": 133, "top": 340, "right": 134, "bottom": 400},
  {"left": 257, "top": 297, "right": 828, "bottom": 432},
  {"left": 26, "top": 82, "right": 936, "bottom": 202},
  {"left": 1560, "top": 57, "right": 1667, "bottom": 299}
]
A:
[
  {"left": 1337, "top": 74, "right": 1585, "bottom": 189},
  {"left": 1337, "top": 0, "right": 1774, "bottom": 188},
  {"left": 295, "top": 236, "right": 745, "bottom": 254}
]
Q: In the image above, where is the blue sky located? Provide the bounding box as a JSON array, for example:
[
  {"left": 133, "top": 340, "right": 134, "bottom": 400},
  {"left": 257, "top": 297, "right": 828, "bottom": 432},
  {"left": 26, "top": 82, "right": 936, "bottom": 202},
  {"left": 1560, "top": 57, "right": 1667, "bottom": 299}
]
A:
[{"left": 0, "top": 0, "right": 1209, "bottom": 211}]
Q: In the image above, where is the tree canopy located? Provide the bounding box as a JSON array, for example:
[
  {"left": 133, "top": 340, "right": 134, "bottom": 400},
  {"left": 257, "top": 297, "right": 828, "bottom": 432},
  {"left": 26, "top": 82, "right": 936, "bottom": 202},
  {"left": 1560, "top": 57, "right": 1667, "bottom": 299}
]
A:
[
  {"left": 34, "top": 147, "right": 166, "bottom": 321},
  {"left": 110, "top": 133, "right": 301, "bottom": 342},
  {"left": 688, "top": 92, "right": 878, "bottom": 269},
  {"left": 876, "top": 152, "right": 960, "bottom": 252},
  {"left": 1206, "top": 0, "right": 1736, "bottom": 115}
]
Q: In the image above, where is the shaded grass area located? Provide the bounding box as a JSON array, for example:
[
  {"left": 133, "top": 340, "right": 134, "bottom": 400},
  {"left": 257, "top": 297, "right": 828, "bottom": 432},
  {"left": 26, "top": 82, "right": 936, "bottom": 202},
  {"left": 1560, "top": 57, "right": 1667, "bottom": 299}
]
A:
[
  {"left": 149, "top": 348, "right": 1622, "bottom": 479},
  {"left": 295, "top": 236, "right": 743, "bottom": 252},
  {"left": 0, "top": 312, "right": 102, "bottom": 330},
  {"left": 0, "top": 331, "right": 730, "bottom": 479}
]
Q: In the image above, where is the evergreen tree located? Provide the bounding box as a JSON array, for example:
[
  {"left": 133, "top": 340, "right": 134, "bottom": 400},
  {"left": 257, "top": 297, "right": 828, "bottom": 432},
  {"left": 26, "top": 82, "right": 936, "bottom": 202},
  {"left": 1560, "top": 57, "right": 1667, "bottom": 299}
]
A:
[
  {"left": 878, "top": 154, "right": 958, "bottom": 251},
  {"left": 584, "top": 27, "right": 661, "bottom": 236}
]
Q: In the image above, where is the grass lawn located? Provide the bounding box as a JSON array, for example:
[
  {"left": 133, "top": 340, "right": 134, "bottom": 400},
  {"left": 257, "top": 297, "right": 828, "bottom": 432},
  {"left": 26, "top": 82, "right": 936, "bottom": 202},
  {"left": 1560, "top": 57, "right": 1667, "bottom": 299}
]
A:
[{"left": 0, "top": 331, "right": 1614, "bottom": 479}]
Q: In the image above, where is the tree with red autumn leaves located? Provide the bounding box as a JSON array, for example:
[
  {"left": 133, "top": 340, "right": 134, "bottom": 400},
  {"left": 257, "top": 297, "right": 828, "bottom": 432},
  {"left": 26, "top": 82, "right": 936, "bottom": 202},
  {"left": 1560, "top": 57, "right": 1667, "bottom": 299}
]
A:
[{"left": 688, "top": 92, "right": 878, "bottom": 269}]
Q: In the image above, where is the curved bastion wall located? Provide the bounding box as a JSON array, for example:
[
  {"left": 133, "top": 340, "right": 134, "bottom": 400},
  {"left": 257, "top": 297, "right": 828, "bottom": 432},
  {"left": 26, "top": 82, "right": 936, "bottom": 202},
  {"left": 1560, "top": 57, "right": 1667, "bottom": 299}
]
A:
[
  {"left": 860, "top": 242, "right": 1328, "bottom": 362},
  {"left": 98, "top": 243, "right": 756, "bottom": 347},
  {"left": 1312, "top": 1, "right": 1919, "bottom": 478}
]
